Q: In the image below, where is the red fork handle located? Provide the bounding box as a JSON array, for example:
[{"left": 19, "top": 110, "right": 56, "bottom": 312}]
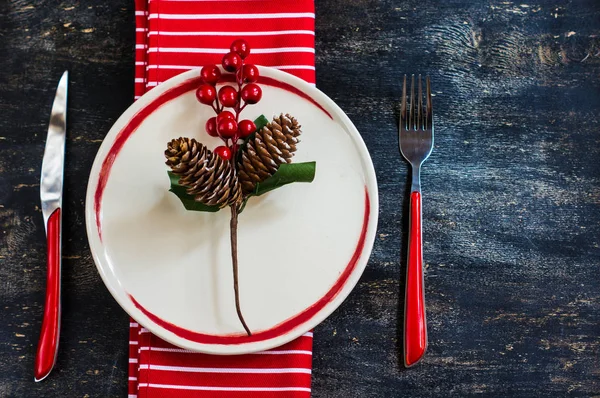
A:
[
  {"left": 34, "top": 208, "right": 61, "bottom": 381},
  {"left": 404, "top": 192, "right": 427, "bottom": 367}
]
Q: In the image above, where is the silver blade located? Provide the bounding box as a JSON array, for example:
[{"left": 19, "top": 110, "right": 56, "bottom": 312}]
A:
[{"left": 40, "top": 71, "right": 68, "bottom": 232}]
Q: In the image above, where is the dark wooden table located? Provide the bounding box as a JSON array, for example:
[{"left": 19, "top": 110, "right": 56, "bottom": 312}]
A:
[{"left": 1, "top": 1, "right": 599, "bottom": 396}]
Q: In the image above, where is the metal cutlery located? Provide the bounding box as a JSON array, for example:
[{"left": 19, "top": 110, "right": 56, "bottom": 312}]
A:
[
  {"left": 35, "top": 71, "right": 68, "bottom": 381},
  {"left": 399, "top": 74, "right": 433, "bottom": 367}
]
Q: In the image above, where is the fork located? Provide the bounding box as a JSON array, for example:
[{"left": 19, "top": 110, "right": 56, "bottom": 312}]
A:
[{"left": 399, "top": 74, "right": 433, "bottom": 367}]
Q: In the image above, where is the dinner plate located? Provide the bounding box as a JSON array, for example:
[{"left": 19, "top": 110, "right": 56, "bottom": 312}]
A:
[{"left": 85, "top": 67, "right": 378, "bottom": 354}]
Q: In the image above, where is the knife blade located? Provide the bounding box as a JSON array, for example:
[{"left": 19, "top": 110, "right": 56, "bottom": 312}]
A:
[{"left": 35, "top": 71, "right": 68, "bottom": 382}]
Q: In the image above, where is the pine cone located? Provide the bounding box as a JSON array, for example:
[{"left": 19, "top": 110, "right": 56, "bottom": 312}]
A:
[
  {"left": 237, "top": 114, "right": 301, "bottom": 194},
  {"left": 165, "top": 137, "right": 242, "bottom": 207}
]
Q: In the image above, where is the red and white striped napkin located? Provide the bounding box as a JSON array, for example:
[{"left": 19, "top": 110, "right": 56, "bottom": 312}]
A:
[{"left": 129, "top": 1, "right": 316, "bottom": 397}]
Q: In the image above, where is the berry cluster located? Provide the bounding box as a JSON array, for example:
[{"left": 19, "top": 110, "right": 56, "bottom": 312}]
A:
[{"left": 195, "top": 39, "right": 262, "bottom": 161}]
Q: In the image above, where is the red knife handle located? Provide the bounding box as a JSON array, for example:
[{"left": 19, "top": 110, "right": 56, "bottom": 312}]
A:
[
  {"left": 35, "top": 208, "right": 61, "bottom": 381},
  {"left": 404, "top": 192, "right": 427, "bottom": 367}
]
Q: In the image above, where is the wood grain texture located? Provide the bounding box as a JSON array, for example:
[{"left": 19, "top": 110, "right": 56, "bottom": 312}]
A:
[{"left": 0, "top": 0, "right": 598, "bottom": 396}]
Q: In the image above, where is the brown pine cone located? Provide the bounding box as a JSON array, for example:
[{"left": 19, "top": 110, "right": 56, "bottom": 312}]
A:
[
  {"left": 165, "top": 137, "right": 242, "bottom": 207},
  {"left": 237, "top": 114, "right": 301, "bottom": 194}
]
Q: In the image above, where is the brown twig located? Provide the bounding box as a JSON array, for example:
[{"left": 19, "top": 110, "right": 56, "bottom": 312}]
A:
[{"left": 230, "top": 204, "right": 251, "bottom": 336}]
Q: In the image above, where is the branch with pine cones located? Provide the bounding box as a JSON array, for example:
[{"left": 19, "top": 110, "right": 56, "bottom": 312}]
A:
[{"left": 164, "top": 40, "right": 316, "bottom": 336}]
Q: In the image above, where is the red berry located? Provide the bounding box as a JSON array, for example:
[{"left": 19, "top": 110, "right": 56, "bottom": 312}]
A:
[
  {"left": 218, "top": 86, "right": 239, "bottom": 107},
  {"left": 196, "top": 84, "right": 216, "bottom": 105},
  {"left": 241, "top": 83, "right": 262, "bottom": 104},
  {"left": 205, "top": 117, "right": 218, "bottom": 137},
  {"left": 230, "top": 39, "right": 250, "bottom": 59},
  {"left": 200, "top": 65, "right": 221, "bottom": 85},
  {"left": 213, "top": 146, "right": 232, "bottom": 160},
  {"left": 217, "top": 119, "right": 238, "bottom": 138},
  {"left": 238, "top": 119, "right": 256, "bottom": 138},
  {"left": 222, "top": 52, "right": 242, "bottom": 72},
  {"left": 216, "top": 111, "right": 235, "bottom": 124},
  {"left": 240, "top": 64, "right": 259, "bottom": 83}
]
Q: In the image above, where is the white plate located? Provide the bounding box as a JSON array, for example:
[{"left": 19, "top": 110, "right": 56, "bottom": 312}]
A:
[{"left": 85, "top": 67, "right": 378, "bottom": 354}]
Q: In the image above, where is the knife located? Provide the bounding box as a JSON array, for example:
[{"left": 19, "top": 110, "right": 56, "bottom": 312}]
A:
[{"left": 35, "top": 71, "right": 68, "bottom": 382}]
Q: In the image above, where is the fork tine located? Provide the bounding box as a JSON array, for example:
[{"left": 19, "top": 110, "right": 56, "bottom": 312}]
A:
[
  {"left": 400, "top": 75, "right": 407, "bottom": 130},
  {"left": 409, "top": 74, "right": 415, "bottom": 130},
  {"left": 426, "top": 76, "right": 432, "bottom": 130},
  {"left": 417, "top": 75, "right": 423, "bottom": 130}
]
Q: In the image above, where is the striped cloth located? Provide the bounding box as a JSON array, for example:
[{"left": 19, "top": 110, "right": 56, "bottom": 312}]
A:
[
  {"left": 134, "top": 0, "right": 315, "bottom": 99},
  {"left": 129, "top": 1, "right": 316, "bottom": 397}
]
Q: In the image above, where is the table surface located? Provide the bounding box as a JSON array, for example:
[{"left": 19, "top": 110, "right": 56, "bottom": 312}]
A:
[{"left": 1, "top": 0, "right": 599, "bottom": 396}]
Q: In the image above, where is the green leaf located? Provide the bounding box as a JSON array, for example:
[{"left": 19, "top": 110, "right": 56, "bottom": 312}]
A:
[
  {"left": 167, "top": 171, "right": 221, "bottom": 212},
  {"left": 238, "top": 161, "right": 316, "bottom": 214},
  {"left": 254, "top": 161, "right": 317, "bottom": 196},
  {"left": 253, "top": 114, "right": 269, "bottom": 132}
]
